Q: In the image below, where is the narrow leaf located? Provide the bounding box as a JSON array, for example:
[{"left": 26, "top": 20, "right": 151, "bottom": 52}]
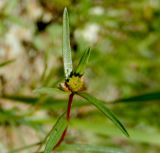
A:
[
  {"left": 33, "top": 87, "right": 66, "bottom": 95},
  {"left": 77, "top": 92, "right": 129, "bottom": 137},
  {"left": 44, "top": 113, "right": 68, "bottom": 153},
  {"left": 0, "top": 59, "right": 15, "bottom": 67},
  {"left": 63, "top": 7, "right": 73, "bottom": 78},
  {"left": 114, "top": 91, "right": 160, "bottom": 103},
  {"left": 58, "top": 144, "right": 127, "bottom": 153},
  {"left": 76, "top": 48, "right": 91, "bottom": 75},
  {"left": 1, "top": 95, "right": 37, "bottom": 104},
  {"left": 1, "top": 94, "right": 88, "bottom": 109}
]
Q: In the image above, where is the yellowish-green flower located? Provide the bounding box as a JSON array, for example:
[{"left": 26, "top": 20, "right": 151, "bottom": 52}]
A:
[
  {"left": 66, "top": 75, "right": 85, "bottom": 92},
  {"left": 60, "top": 74, "right": 85, "bottom": 92}
]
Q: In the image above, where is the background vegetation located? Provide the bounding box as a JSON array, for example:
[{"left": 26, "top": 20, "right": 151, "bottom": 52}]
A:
[{"left": 0, "top": 0, "right": 160, "bottom": 153}]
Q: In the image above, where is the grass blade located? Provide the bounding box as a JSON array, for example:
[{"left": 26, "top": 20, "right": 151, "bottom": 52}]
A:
[
  {"left": 33, "top": 87, "right": 66, "bottom": 95},
  {"left": 75, "top": 48, "right": 91, "bottom": 75},
  {"left": 1, "top": 94, "right": 88, "bottom": 109},
  {"left": 77, "top": 92, "right": 129, "bottom": 137},
  {"left": 0, "top": 59, "right": 15, "bottom": 67},
  {"left": 114, "top": 91, "right": 160, "bottom": 103},
  {"left": 63, "top": 7, "right": 73, "bottom": 78},
  {"left": 58, "top": 144, "right": 127, "bottom": 153},
  {"left": 1, "top": 95, "right": 38, "bottom": 104},
  {"left": 44, "top": 113, "right": 68, "bottom": 153}
]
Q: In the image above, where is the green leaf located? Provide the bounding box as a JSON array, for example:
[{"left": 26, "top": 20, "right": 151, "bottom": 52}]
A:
[
  {"left": 70, "top": 118, "right": 160, "bottom": 146},
  {"left": 114, "top": 91, "right": 160, "bottom": 103},
  {"left": 77, "top": 92, "right": 129, "bottom": 137},
  {"left": 1, "top": 94, "right": 88, "bottom": 109},
  {"left": 33, "top": 87, "right": 66, "bottom": 95},
  {"left": 75, "top": 48, "right": 91, "bottom": 75},
  {"left": 44, "top": 113, "right": 68, "bottom": 153},
  {"left": 1, "top": 95, "right": 38, "bottom": 104},
  {"left": 58, "top": 144, "right": 127, "bottom": 153},
  {"left": 63, "top": 7, "right": 73, "bottom": 79},
  {"left": 0, "top": 59, "right": 15, "bottom": 67}
]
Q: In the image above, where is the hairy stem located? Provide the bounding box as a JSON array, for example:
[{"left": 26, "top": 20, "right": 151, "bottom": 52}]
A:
[{"left": 54, "top": 93, "right": 74, "bottom": 150}]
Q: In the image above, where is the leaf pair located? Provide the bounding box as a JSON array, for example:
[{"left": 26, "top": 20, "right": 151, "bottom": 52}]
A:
[
  {"left": 63, "top": 8, "right": 90, "bottom": 78},
  {"left": 35, "top": 88, "right": 129, "bottom": 138}
]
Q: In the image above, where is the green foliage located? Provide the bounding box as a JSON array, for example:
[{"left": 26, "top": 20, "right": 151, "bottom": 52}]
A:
[
  {"left": 63, "top": 8, "right": 73, "bottom": 79},
  {"left": 75, "top": 48, "right": 91, "bottom": 75},
  {"left": 0, "top": 1, "right": 160, "bottom": 153},
  {"left": 34, "top": 87, "right": 67, "bottom": 95},
  {"left": 32, "top": 7, "right": 129, "bottom": 152},
  {"left": 77, "top": 92, "right": 129, "bottom": 137},
  {"left": 44, "top": 113, "right": 68, "bottom": 153},
  {"left": 115, "top": 91, "right": 160, "bottom": 103},
  {"left": 58, "top": 144, "right": 128, "bottom": 153}
]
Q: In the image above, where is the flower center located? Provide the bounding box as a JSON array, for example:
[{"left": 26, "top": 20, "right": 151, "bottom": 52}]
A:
[{"left": 66, "top": 75, "right": 84, "bottom": 92}]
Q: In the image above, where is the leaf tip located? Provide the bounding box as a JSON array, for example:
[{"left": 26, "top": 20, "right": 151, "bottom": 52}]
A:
[
  {"left": 75, "top": 47, "right": 91, "bottom": 75},
  {"left": 63, "top": 7, "right": 68, "bottom": 18},
  {"left": 64, "top": 7, "right": 67, "bottom": 12}
]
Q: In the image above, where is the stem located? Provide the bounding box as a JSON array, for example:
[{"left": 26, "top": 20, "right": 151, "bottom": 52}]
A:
[
  {"left": 54, "top": 93, "right": 74, "bottom": 150},
  {"left": 67, "top": 93, "right": 74, "bottom": 120}
]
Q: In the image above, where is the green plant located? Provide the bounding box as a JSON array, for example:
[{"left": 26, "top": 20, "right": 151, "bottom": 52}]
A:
[
  {"left": 33, "top": 8, "right": 129, "bottom": 153},
  {"left": 1, "top": 1, "right": 160, "bottom": 152}
]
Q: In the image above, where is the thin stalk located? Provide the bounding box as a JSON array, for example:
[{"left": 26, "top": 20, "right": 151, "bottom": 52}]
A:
[
  {"left": 8, "top": 141, "right": 42, "bottom": 153},
  {"left": 54, "top": 93, "right": 74, "bottom": 150}
]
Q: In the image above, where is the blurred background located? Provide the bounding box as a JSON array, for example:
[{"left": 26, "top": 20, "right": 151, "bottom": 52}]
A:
[{"left": 0, "top": 0, "right": 160, "bottom": 153}]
